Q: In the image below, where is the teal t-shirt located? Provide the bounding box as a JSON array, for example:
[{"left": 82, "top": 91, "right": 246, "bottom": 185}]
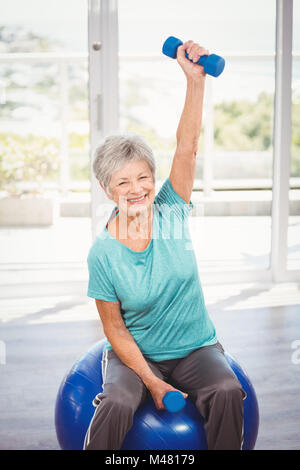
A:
[{"left": 87, "top": 177, "right": 217, "bottom": 361}]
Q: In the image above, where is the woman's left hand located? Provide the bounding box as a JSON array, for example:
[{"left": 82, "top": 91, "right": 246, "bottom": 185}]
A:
[
  {"left": 176, "top": 40, "right": 209, "bottom": 82},
  {"left": 147, "top": 376, "right": 188, "bottom": 411}
]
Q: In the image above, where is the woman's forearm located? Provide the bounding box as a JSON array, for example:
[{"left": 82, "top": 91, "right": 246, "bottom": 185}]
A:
[
  {"left": 105, "top": 326, "right": 158, "bottom": 389},
  {"left": 176, "top": 77, "right": 206, "bottom": 153}
]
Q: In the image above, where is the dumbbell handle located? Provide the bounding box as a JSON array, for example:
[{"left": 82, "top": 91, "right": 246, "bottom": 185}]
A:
[
  {"left": 162, "top": 391, "right": 186, "bottom": 412},
  {"left": 188, "top": 52, "right": 208, "bottom": 67},
  {"left": 162, "top": 36, "right": 225, "bottom": 78}
]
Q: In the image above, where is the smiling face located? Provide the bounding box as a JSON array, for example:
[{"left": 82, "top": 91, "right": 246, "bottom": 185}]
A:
[{"left": 103, "top": 159, "right": 156, "bottom": 218}]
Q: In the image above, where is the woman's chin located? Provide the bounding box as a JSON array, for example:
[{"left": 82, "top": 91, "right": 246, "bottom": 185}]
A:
[{"left": 128, "top": 203, "right": 148, "bottom": 217}]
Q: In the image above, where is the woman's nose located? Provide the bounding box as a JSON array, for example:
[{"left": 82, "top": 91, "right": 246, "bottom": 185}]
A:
[{"left": 129, "top": 180, "right": 142, "bottom": 194}]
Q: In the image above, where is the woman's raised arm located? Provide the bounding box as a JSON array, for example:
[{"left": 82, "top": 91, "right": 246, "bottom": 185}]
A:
[{"left": 169, "top": 40, "right": 207, "bottom": 204}]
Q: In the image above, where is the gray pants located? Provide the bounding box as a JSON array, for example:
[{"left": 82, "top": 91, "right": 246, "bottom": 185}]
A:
[{"left": 83, "top": 342, "right": 246, "bottom": 450}]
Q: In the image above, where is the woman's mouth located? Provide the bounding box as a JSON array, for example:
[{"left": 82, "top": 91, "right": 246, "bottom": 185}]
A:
[{"left": 127, "top": 194, "right": 147, "bottom": 205}]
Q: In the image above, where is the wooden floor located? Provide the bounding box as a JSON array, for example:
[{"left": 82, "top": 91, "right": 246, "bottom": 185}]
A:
[{"left": 0, "top": 281, "right": 300, "bottom": 450}]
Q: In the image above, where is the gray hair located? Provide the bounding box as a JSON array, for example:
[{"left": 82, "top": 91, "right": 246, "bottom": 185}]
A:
[{"left": 93, "top": 134, "right": 156, "bottom": 195}]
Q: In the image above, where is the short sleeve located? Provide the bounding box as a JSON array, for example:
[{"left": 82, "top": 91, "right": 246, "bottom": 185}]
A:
[
  {"left": 155, "top": 177, "right": 194, "bottom": 222},
  {"left": 87, "top": 246, "right": 119, "bottom": 302}
]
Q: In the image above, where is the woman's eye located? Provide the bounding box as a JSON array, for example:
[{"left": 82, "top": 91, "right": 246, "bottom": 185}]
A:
[{"left": 119, "top": 177, "right": 147, "bottom": 186}]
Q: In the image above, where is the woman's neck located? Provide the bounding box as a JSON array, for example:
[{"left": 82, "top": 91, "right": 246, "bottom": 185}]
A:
[{"left": 110, "top": 207, "right": 153, "bottom": 241}]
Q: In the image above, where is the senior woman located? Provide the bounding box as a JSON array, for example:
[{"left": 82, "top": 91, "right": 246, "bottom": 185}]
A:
[{"left": 84, "top": 40, "right": 246, "bottom": 451}]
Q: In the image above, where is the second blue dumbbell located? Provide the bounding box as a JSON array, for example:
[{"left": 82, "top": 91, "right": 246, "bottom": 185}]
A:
[
  {"left": 162, "top": 391, "right": 186, "bottom": 412},
  {"left": 162, "top": 36, "right": 225, "bottom": 78}
]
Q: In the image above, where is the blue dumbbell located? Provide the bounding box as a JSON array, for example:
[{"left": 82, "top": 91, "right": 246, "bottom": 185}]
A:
[
  {"left": 162, "top": 36, "right": 225, "bottom": 77},
  {"left": 162, "top": 391, "right": 186, "bottom": 412}
]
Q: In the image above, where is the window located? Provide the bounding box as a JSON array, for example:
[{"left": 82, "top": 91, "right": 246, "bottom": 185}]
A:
[
  {"left": 118, "top": 0, "right": 276, "bottom": 276},
  {"left": 288, "top": 0, "right": 300, "bottom": 270},
  {"left": 0, "top": 0, "right": 90, "bottom": 276}
]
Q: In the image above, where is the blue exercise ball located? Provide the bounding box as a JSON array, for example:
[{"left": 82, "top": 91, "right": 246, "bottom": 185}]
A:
[{"left": 55, "top": 339, "right": 259, "bottom": 450}]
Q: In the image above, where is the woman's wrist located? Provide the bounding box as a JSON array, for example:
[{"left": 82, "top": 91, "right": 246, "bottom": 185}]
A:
[
  {"left": 185, "top": 74, "right": 206, "bottom": 88},
  {"left": 142, "top": 372, "right": 161, "bottom": 390}
]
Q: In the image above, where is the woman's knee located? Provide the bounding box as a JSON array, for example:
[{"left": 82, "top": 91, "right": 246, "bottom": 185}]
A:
[
  {"left": 195, "top": 375, "right": 245, "bottom": 409},
  {"left": 96, "top": 383, "right": 144, "bottom": 414},
  {"left": 214, "top": 375, "right": 246, "bottom": 401}
]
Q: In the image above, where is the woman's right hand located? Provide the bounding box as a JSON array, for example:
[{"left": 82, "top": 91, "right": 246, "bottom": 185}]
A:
[{"left": 147, "top": 376, "right": 188, "bottom": 411}]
